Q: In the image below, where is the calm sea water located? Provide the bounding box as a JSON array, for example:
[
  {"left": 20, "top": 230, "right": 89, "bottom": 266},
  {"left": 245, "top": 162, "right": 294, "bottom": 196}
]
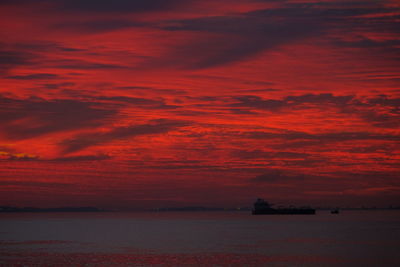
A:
[{"left": 1, "top": 210, "right": 399, "bottom": 266}]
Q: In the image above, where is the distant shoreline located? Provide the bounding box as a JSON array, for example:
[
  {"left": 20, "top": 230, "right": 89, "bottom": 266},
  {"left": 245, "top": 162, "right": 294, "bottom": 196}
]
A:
[
  {"left": 1, "top": 206, "right": 399, "bottom": 213},
  {"left": 0, "top": 207, "right": 102, "bottom": 213}
]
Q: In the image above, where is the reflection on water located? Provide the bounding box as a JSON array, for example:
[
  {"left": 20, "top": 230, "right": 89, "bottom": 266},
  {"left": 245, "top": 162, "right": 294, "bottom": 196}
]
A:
[{"left": 1, "top": 210, "right": 399, "bottom": 266}]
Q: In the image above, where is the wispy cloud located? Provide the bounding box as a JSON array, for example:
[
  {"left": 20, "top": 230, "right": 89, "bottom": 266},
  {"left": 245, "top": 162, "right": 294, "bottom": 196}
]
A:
[
  {"left": 0, "top": 95, "right": 116, "bottom": 140},
  {"left": 60, "top": 119, "right": 190, "bottom": 153}
]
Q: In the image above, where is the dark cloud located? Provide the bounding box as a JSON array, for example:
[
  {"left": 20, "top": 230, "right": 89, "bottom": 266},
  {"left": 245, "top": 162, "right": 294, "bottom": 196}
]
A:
[
  {"left": 60, "top": 119, "right": 190, "bottom": 153},
  {"left": 150, "top": 1, "right": 399, "bottom": 69},
  {"left": 0, "top": 50, "right": 33, "bottom": 74},
  {"left": 56, "top": 0, "right": 186, "bottom": 13},
  {"left": 230, "top": 95, "right": 286, "bottom": 111},
  {"left": 0, "top": 42, "right": 92, "bottom": 74},
  {"left": 359, "top": 110, "right": 400, "bottom": 128},
  {"left": 117, "top": 86, "right": 187, "bottom": 96},
  {"left": 244, "top": 130, "right": 400, "bottom": 143},
  {"left": 0, "top": 96, "right": 177, "bottom": 146},
  {"left": 58, "top": 47, "right": 86, "bottom": 52},
  {"left": 345, "top": 145, "right": 394, "bottom": 154},
  {"left": 49, "top": 59, "right": 126, "bottom": 70},
  {"left": 96, "top": 96, "right": 180, "bottom": 109},
  {"left": 127, "top": 159, "right": 219, "bottom": 170},
  {"left": 0, "top": 50, "right": 30, "bottom": 66},
  {"left": 50, "top": 154, "right": 111, "bottom": 162},
  {"left": 230, "top": 93, "right": 355, "bottom": 111},
  {"left": 228, "top": 93, "right": 399, "bottom": 128},
  {"left": 314, "top": 132, "right": 400, "bottom": 142},
  {"left": 331, "top": 38, "right": 400, "bottom": 62},
  {"left": 0, "top": 0, "right": 187, "bottom": 14},
  {"left": 55, "top": 19, "right": 143, "bottom": 33},
  {"left": 251, "top": 169, "right": 305, "bottom": 183},
  {"left": 0, "top": 151, "right": 111, "bottom": 162},
  {"left": 158, "top": 91, "right": 393, "bottom": 128},
  {"left": 157, "top": 11, "right": 323, "bottom": 69},
  {"left": 6, "top": 73, "right": 59, "bottom": 80},
  {"left": 229, "top": 108, "right": 259, "bottom": 115},
  {"left": 241, "top": 129, "right": 308, "bottom": 140},
  {"left": 0, "top": 95, "right": 116, "bottom": 140},
  {"left": 357, "top": 96, "right": 400, "bottom": 128},
  {"left": 334, "top": 38, "right": 400, "bottom": 49},
  {"left": 231, "top": 149, "right": 309, "bottom": 160},
  {"left": 4, "top": 1, "right": 398, "bottom": 71},
  {"left": 285, "top": 94, "right": 355, "bottom": 106},
  {"left": 42, "top": 82, "right": 75, "bottom": 90},
  {"left": 368, "top": 95, "right": 400, "bottom": 110},
  {"left": 0, "top": 151, "right": 39, "bottom": 161},
  {"left": 12, "top": 41, "right": 86, "bottom": 53}
]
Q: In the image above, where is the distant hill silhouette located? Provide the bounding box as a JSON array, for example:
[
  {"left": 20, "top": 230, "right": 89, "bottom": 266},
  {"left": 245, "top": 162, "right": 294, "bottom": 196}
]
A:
[
  {"left": 154, "top": 206, "right": 252, "bottom": 212},
  {"left": 0, "top": 206, "right": 102, "bottom": 212}
]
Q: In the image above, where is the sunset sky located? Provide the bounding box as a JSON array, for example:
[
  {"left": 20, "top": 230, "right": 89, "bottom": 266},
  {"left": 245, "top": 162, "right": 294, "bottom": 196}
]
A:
[{"left": 1, "top": 0, "right": 399, "bottom": 209}]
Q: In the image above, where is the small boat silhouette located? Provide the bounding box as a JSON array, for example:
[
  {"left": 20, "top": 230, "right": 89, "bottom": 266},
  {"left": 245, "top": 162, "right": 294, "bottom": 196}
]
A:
[{"left": 331, "top": 209, "right": 339, "bottom": 214}]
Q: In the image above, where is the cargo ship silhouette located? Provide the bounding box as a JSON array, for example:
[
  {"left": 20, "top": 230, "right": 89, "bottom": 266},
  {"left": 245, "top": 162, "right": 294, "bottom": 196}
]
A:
[{"left": 252, "top": 198, "right": 315, "bottom": 215}]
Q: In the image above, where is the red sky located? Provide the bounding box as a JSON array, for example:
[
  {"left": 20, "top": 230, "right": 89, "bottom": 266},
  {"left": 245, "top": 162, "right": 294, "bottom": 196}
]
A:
[{"left": 0, "top": 0, "right": 399, "bottom": 209}]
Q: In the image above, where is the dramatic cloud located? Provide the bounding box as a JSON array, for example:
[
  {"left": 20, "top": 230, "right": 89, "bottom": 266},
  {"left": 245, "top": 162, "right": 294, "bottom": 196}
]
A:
[
  {"left": 55, "top": 0, "right": 187, "bottom": 13},
  {"left": 56, "top": 19, "right": 143, "bottom": 33},
  {"left": 0, "top": 95, "right": 116, "bottom": 140},
  {"left": 155, "top": 11, "right": 323, "bottom": 68},
  {"left": 0, "top": 0, "right": 187, "bottom": 13},
  {"left": 95, "top": 96, "right": 180, "bottom": 109},
  {"left": 50, "top": 154, "right": 111, "bottom": 162},
  {"left": 149, "top": 1, "right": 399, "bottom": 68},
  {"left": 229, "top": 93, "right": 400, "bottom": 128},
  {"left": 60, "top": 119, "right": 190, "bottom": 153},
  {"left": 231, "top": 149, "right": 309, "bottom": 160},
  {"left": 243, "top": 130, "right": 400, "bottom": 142},
  {"left": 0, "top": 0, "right": 398, "bottom": 208},
  {"left": 0, "top": 151, "right": 39, "bottom": 161},
  {"left": 6, "top": 73, "right": 59, "bottom": 80},
  {"left": 0, "top": 49, "right": 33, "bottom": 74},
  {"left": 230, "top": 93, "right": 355, "bottom": 111}
]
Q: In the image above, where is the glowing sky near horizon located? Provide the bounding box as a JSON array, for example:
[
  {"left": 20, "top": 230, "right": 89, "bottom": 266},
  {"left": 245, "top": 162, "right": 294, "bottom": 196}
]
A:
[{"left": 0, "top": 0, "right": 399, "bottom": 209}]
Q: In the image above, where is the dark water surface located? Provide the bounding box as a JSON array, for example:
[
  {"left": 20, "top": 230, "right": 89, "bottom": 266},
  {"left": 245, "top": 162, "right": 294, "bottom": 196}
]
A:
[{"left": 1, "top": 210, "right": 399, "bottom": 266}]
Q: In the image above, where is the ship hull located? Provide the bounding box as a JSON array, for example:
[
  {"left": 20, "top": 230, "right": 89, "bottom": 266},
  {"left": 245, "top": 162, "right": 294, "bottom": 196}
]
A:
[{"left": 252, "top": 208, "right": 315, "bottom": 215}]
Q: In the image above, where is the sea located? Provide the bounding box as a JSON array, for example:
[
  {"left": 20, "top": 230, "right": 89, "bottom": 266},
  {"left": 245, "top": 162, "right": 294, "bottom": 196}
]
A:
[{"left": 1, "top": 210, "right": 399, "bottom": 266}]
